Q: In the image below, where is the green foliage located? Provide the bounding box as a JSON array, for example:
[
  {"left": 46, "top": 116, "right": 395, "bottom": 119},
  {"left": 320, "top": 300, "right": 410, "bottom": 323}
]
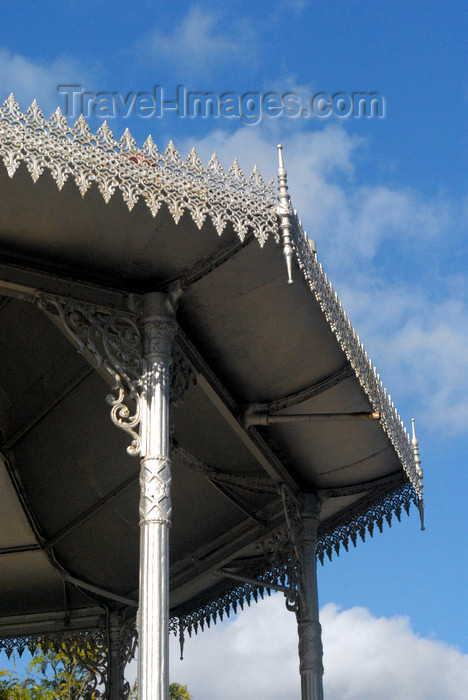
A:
[
  {"left": 169, "top": 683, "right": 192, "bottom": 700},
  {"left": 0, "top": 643, "right": 96, "bottom": 700},
  {"left": 1, "top": 648, "right": 190, "bottom": 699}
]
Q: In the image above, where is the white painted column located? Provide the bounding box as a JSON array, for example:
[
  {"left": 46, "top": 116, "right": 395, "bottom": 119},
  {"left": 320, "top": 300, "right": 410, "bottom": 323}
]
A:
[
  {"left": 296, "top": 493, "right": 324, "bottom": 700},
  {"left": 138, "top": 292, "right": 176, "bottom": 700}
]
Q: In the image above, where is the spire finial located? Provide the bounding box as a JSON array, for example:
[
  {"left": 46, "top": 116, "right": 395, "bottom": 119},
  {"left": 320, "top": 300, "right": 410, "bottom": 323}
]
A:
[
  {"left": 179, "top": 617, "right": 185, "bottom": 660},
  {"left": 277, "top": 145, "right": 294, "bottom": 284},
  {"left": 411, "top": 418, "right": 424, "bottom": 530}
]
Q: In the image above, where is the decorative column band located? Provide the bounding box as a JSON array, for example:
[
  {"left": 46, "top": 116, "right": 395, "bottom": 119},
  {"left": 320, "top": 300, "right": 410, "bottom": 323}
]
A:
[
  {"left": 139, "top": 457, "right": 172, "bottom": 525},
  {"left": 298, "top": 621, "right": 324, "bottom": 675}
]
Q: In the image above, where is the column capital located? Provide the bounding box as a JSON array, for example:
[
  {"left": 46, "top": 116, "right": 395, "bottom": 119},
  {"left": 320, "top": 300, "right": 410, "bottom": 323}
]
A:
[{"left": 142, "top": 293, "right": 177, "bottom": 363}]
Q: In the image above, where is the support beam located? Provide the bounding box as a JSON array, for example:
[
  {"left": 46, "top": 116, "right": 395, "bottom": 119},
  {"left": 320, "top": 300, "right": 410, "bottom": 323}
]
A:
[
  {"left": 0, "top": 607, "right": 106, "bottom": 638},
  {"left": 47, "top": 470, "right": 138, "bottom": 548},
  {"left": 243, "top": 410, "right": 380, "bottom": 427},
  {"left": 0, "top": 261, "right": 134, "bottom": 310},
  {"left": 245, "top": 364, "right": 354, "bottom": 414},
  {"left": 175, "top": 329, "right": 299, "bottom": 492},
  {"left": 156, "top": 233, "right": 254, "bottom": 290},
  {"left": 2, "top": 366, "right": 94, "bottom": 450},
  {"left": 138, "top": 292, "right": 176, "bottom": 700},
  {"left": 214, "top": 568, "right": 291, "bottom": 594}
]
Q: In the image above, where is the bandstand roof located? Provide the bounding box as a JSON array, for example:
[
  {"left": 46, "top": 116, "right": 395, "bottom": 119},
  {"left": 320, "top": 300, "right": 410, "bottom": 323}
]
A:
[{"left": 0, "top": 96, "right": 423, "bottom": 644}]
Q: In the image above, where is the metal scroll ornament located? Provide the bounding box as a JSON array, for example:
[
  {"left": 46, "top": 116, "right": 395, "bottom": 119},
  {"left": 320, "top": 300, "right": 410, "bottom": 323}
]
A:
[
  {"left": 37, "top": 294, "right": 144, "bottom": 456},
  {"left": 37, "top": 295, "right": 196, "bottom": 457}
]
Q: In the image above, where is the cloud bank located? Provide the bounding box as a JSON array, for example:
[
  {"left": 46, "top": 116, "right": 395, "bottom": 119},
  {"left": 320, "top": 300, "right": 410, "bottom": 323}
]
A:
[{"left": 169, "top": 595, "right": 468, "bottom": 699}]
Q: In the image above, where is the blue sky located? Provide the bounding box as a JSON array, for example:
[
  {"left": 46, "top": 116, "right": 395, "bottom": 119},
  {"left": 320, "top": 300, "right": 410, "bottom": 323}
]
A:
[{"left": 1, "top": 1, "right": 467, "bottom": 697}]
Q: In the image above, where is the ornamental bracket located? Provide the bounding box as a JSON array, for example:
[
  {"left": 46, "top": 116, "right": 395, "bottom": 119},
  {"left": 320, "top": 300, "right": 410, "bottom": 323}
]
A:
[{"left": 37, "top": 293, "right": 196, "bottom": 457}]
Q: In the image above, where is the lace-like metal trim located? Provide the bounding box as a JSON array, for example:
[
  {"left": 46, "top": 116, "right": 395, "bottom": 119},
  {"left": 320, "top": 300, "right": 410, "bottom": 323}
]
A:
[
  {"left": 0, "top": 489, "right": 415, "bottom": 654},
  {"left": 316, "top": 480, "right": 416, "bottom": 564},
  {"left": 169, "top": 482, "right": 416, "bottom": 637},
  {"left": 290, "top": 218, "right": 423, "bottom": 501},
  {"left": 0, "top": 622, "right": 138, "bottom": 700},
  {"left": 0, "top": 630, "right": 108, "bottom": 697},
  {"left": 0, "top": 95, "right": 277, "bottom": 245}
]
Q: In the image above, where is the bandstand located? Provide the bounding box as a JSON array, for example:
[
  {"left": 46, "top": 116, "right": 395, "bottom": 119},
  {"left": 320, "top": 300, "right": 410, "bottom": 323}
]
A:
[{"left": 0, "top": 95, "right": 423, "bottom": 700}]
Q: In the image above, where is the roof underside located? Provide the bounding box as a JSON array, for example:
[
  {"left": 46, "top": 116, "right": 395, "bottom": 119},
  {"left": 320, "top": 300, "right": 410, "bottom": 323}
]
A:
[{"left": 0, "top": 98, "right": 421, "bottom": 639}]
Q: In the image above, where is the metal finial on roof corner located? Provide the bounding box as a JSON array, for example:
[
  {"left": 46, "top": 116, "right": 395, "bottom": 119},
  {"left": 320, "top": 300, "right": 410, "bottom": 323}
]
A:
[
  {"left": 411, "top": 418, "right": 425, "bottom": 530},
  {"left": 277, "top": 145, "right": 294, "bottom": 284}
]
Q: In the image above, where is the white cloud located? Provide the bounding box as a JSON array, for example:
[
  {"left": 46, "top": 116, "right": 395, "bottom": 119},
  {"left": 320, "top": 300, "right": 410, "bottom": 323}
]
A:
[
  {"left": 337, "top": 280, "right": 468, "bottom": 434},
  {"left": 0, "top": 48, "right": 93, "bottom": 116},
  {"left": 169, "top": 595, "right": 468, "bottom": 699},
  {"left": 139, "top": 5, "right": 256, "bottom": 77}
]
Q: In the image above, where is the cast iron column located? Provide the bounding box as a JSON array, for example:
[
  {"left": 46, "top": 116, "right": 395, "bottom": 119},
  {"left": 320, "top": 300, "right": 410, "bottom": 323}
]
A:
[
  {"left": 108, "top": 619, "right": 125, "bottom": 700},
  {"left": 294, "top": 493, "right": 324, "bottom": 700},
  {"left": 138, "top": 292, "right": 176, "bottom": 700}
]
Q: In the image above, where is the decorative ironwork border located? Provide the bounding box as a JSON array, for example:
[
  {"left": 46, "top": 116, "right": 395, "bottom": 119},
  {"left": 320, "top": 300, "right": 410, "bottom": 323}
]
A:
[
  {"left": 0, "top": 622, "right": 138, "bottom": 700},
  {"left": 169, "top": 481, "right": 417, "bottom": 637},
  {"left": 290, "top": 217, "right": 423, "bottom": 502},
  {"left": 0, "top": 95, "right": 277, "bottom": 245},
  {"left": 0, "top": 485, "right": 416, "bottom": 657},
  {"left": 315, "top": 480, "right": 416, "bottom": 564},
  {"left": 0, "top": 630, "right": 109, "bottom": 697}
]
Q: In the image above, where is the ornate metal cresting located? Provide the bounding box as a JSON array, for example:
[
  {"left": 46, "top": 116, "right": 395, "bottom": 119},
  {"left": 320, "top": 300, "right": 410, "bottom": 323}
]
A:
[
  {"left": 285, "top": 185, "right": 424, "bottom": 513},
  {"left": 282, "top": 491, "right": 324, "bottom": 700},
  {"left": 0, "top": 94, "right": 277, "bottom": 245}
]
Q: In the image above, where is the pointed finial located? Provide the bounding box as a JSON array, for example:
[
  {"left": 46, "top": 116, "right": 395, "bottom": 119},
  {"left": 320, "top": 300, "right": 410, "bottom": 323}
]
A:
[
  {"left": 276, "top": 145, "right": 294, "bottom": 284},
  {"left": 411, "top": 418, "right": 424, "bottom": 530},
  {"left": 179, "top": 617, "right": 185, "bottom": 660}
]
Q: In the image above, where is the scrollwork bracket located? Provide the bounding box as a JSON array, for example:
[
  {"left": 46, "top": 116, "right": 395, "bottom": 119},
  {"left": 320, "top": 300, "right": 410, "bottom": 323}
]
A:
[{"left": 36, "top": 294, "right": 195, "bottom": 457}]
